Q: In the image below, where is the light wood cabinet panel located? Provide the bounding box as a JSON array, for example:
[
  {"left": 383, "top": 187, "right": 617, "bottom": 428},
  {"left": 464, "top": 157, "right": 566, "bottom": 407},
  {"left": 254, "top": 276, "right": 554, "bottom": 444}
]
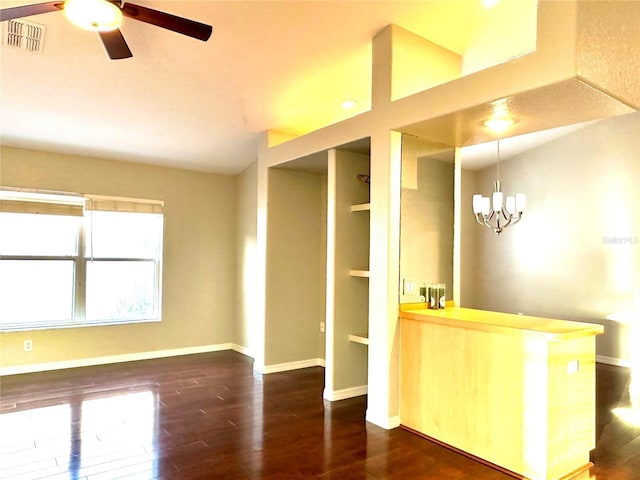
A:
[{"left": 399, "top": 307, "right": 603, "bottom": 480}]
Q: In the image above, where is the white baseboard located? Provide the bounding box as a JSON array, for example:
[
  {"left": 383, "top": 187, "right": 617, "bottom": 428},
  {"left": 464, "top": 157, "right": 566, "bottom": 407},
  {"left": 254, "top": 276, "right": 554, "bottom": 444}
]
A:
[
  {"left": 231, "top": 343, "right": 254, "bottom": 358},
  {"left": 365, "top": 411, "right": 400, "bottom": 430},
  {"left": 597, "top": 355, "right": 631, "bottom": 368},
  {"left": 0, "top": 343, "right": 233, "bottom": 376},
  {"left": 323, "top": 384, "right": 368, "bottom": 401},
  {"left": 256, "top": 358, "right": 325, "bottom": 375}
]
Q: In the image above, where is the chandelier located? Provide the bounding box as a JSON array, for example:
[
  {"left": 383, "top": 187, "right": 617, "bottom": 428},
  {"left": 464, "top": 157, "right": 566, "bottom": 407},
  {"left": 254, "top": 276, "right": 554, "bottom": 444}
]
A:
[{"left": 472, "top": 141, "right": 526, "bottom": 235}]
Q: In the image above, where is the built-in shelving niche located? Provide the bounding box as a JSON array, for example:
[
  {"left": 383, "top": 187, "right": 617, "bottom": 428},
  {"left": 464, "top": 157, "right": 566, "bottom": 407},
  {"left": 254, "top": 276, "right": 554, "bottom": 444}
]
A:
[
  {"left": 326, "top": 147, "right": 370, "bottom": 399},
  {"left": 274, "top": 139, "right": 370, "bottom": 403}
]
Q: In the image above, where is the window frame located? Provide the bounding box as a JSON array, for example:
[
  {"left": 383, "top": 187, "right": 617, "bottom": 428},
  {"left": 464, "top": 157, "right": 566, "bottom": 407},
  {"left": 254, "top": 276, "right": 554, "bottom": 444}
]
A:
[{"left": 0, "top": 190, "right": 164, "bottom": 332}]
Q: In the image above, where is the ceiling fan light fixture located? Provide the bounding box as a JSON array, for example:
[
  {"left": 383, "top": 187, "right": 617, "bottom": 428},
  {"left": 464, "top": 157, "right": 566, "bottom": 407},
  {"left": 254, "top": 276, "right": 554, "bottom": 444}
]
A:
[{"left": 64, "top": 0, "right": 122, "bottom": 32}]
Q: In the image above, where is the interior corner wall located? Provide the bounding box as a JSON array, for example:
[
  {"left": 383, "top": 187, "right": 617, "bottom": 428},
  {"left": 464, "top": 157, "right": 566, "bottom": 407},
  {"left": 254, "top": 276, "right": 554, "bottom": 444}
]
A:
[
  {"left": 460, "top": 112, "right": 640, "bottom": 364},
  {"left": 264, "top": 168, "right": 326, "bottom": 366},
  {"left": 0, "top": 147, "right": 236, "bottom": 369},
  {"left": 234, "top": 160, "right": 258, "bottom": 355}
]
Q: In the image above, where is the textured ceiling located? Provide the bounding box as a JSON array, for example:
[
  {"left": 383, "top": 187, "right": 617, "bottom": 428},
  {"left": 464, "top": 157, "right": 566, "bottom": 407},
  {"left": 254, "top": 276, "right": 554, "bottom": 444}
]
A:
[{"left": 0, "top": 0, "right": 524, "bottom": 174}]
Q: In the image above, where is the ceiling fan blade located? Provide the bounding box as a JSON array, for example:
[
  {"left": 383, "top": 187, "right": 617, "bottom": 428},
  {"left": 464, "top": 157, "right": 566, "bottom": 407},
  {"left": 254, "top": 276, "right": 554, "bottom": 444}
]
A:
[
  {"left": 99, "top": 29, "right": 133, "bottom": 60},
  {"left": 119, "top": 3, "right": 212, "bottom": 41},
  {"left": 0, "top": 1, "right": 62, "bottom": 22}
]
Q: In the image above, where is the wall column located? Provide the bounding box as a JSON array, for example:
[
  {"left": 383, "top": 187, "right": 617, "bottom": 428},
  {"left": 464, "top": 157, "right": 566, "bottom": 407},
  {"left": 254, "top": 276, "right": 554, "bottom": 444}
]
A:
[{"left": 366, "top": 128, "right": 402, "bottom": 428}]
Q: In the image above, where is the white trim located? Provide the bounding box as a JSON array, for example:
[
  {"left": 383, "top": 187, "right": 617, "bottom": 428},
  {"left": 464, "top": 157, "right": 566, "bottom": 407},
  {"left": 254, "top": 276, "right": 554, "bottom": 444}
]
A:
[
  {"left": 365, "top": 411, "right": 401, "bottom": 430},
  {"left": 231, "top": 343, "right": 254, "bottom": 358},
  {"left": 257, "top": 358, "right": 325, "bottom": 375},
  {"left": 253, "top": 361, "right": 266, "bottom": 374},
  {"left": 597, "top": 355, "right": 631, "bottom": 368},
  {"left": 0, "top": 343, "right": 233, "bottom": 376},
  {"left": 323, "top": 384, "right": 368, "bottom": 401}
]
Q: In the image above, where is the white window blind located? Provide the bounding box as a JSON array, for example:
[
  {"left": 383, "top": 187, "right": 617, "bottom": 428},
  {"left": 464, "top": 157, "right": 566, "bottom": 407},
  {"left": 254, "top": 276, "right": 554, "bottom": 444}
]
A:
[
  {"left": 85, "top": 195, "right": 164, "bottom": 214},
  {"left": 0, "top": 189, "right": 85, "bottom": 216}
]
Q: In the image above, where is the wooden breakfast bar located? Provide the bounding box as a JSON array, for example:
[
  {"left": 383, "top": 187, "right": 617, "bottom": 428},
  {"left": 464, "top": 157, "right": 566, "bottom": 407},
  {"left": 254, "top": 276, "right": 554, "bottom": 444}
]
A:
[{"left": 399, "top": 306, "right": 604, "bottom": 480}]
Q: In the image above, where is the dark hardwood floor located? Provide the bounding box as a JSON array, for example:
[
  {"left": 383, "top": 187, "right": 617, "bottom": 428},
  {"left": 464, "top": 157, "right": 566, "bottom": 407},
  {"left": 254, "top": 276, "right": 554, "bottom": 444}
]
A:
[{"left": 0, "top": 351, "right": 639, "bottom": 480}]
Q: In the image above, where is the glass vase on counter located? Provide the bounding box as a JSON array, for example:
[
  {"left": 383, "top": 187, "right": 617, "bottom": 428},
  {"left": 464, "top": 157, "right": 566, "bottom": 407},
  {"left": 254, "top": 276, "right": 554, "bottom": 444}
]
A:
[{"left": 428, "top": 283, "right": 446, "bottom": 309}]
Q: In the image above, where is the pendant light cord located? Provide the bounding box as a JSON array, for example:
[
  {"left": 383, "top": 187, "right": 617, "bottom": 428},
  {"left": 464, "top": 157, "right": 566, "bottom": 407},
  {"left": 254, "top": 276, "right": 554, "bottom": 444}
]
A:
[{"left": 496, "top": 140, "right": 500, "bottom": 182}]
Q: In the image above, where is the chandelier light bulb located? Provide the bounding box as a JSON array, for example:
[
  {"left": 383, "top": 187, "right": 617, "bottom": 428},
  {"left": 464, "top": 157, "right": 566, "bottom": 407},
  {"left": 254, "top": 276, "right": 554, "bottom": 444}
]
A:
[
  {"left": 472, "top": 194, "right": 483, "bottom": 214},
  {"left": 505, "top": 196, "right": 516, "bottom": 214},
  {"left": 492, "top": 191, "right": 503, "bottom": 212},
  {"left": 481, "top": 197, "right": 491, "bottom": 216}
]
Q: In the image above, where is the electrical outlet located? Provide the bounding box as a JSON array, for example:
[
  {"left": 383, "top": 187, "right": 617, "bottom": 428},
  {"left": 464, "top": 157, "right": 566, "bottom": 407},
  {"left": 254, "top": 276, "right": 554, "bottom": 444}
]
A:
[
  {"left": 320, "top": 322, "right": 325, "bottom": 333},
  {"left": 23, "top": 339, "right": 33, "bottom": 352},
  {"left": 567, "top": 360, "right": 579, "bottom": 375}
]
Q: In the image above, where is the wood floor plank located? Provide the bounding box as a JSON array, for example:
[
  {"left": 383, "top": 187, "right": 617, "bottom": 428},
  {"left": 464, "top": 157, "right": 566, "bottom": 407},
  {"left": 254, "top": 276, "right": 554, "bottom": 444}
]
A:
[{"left": 0, "top": 351, "right": 638, "bottom": 479}]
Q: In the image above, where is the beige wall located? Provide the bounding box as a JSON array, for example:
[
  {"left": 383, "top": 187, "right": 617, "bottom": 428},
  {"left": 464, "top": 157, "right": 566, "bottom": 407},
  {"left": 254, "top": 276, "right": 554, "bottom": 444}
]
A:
[
  {"left": 461, "top": 112, "right": 640, "bottom": 363},
  {"left": 460, "top": 168, "right": 478, "bottom": 307},
  {"left": 234, "top": 161, "right": 258, "bottom": 354},
  {"left": 0, "top": 147, "right": 236, "bottom": 368},
  {"left": 264, "top": 168, "right": 326, "bottom": 365}
]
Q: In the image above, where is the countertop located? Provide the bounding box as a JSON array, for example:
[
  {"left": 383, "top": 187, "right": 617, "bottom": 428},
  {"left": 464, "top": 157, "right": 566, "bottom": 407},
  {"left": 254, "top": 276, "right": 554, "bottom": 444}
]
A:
[{"left": 399, "top": 306, "right": 604, "bottom": 341}]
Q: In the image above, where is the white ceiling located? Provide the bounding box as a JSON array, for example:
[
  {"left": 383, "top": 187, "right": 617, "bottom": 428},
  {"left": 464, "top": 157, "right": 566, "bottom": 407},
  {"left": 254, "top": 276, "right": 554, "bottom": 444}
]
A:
[{"left": 0, "top": 0, "right": 514, "bottom": 175}]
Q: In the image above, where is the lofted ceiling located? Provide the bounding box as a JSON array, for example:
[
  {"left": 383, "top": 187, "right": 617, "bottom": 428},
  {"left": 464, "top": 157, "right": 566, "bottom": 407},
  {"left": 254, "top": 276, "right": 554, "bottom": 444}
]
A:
[{"left": 0, "top": 0, "right": 526, "bottom": 175}]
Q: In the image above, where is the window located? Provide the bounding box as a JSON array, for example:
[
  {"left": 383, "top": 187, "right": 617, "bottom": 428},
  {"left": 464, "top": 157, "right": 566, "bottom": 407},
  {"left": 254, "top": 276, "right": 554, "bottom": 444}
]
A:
[
  {"left": 0, "top": 190, "right": 163, "bottom": 331},
  {"left": 85, "top": 210, "right": 163, "bottom": 322}
]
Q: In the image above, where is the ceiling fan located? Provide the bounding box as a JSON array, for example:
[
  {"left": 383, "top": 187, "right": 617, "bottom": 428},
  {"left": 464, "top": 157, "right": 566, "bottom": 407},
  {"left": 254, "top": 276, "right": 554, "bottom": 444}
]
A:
[{"left": 0, "top": 0, "right": 213, "bottom": 59}]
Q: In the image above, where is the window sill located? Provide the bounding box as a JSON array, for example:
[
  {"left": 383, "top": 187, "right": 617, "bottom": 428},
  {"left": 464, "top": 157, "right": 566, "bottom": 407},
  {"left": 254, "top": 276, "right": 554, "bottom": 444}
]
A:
[{"left": 0, "top": 317, "right": 162, "bottom": 333}]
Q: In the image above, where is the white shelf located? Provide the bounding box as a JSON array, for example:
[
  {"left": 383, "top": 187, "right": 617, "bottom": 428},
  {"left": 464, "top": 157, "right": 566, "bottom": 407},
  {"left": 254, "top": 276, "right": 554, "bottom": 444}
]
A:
[
  {"left": 348, "top": 334, "right": 369, "bottom": 345},
  {"left": 349, "top": 269, "right": 370, "bottom": 278},
  {"left": 350, "top": 203, "right": 371, "bottom": 212}
]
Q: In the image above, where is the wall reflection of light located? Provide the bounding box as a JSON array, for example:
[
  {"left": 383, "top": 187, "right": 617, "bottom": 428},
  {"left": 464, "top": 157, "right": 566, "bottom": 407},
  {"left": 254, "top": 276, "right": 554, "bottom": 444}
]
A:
[
  {"left": 607, "top": 312, "right": 640, "bottom": 426},
  {"left": 521, "top": 338, "right": 549, "bottom": 480},
  {"left": 603, "top": 189, "right": 635, "bottom": 293}
]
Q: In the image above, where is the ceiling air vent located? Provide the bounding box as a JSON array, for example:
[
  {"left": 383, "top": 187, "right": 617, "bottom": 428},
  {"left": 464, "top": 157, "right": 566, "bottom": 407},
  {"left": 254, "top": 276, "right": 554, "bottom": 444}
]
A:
[{"left": 3, "top": 19, "right": 46, "bottom": 53}]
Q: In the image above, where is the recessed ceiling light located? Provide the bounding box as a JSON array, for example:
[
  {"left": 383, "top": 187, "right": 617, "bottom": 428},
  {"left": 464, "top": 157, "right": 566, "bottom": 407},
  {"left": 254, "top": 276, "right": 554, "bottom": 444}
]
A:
[
  {"left": 482, "top": 0, "right": 500, "bottom": 8},
  {"left": 484, "top": 116, "right": 515, "bottom": 133},
  {"left": 484, "top": 97, "right": 516, "bottom": 133},
  {"left": 341, "top": 99, "right": 357, "bottom": 110}
]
